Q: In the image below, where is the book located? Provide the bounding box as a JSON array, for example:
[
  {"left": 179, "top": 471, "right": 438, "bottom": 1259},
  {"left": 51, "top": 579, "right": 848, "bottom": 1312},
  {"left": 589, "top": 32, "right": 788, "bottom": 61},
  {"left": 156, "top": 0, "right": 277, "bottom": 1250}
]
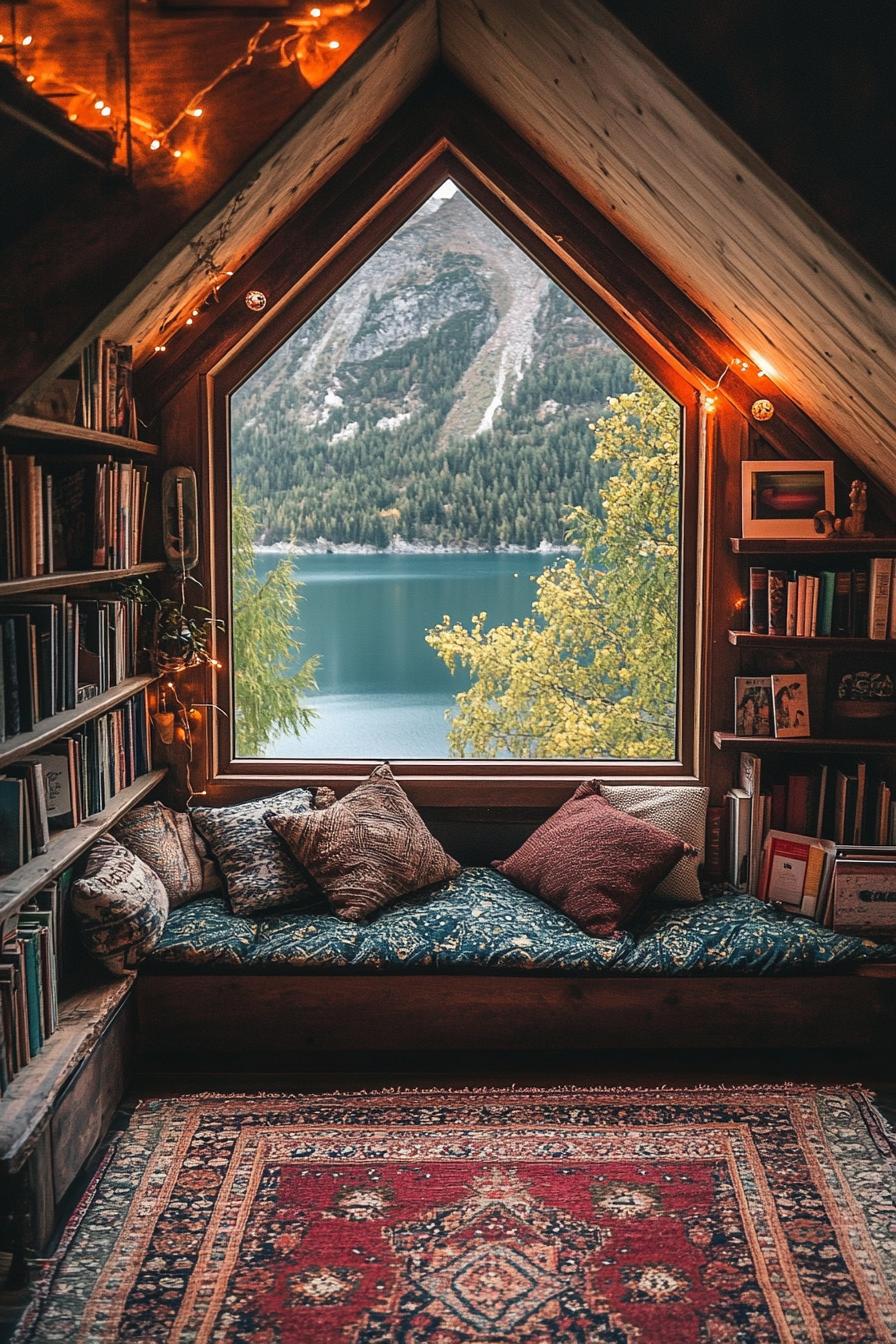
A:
[
  {"left": 767, "top": 569, "right": 787, "bottom": 635},
  {"left": 704, "top": 806, "right": 725, "bottom": 881},
  {"left": 868, "top": 557, "right": 893, "bottom": 639},
  {"left": 818, "top": 570, "right": 835, "bottom": 637},
  {"left": 734, "top": 676, "right": 772, "bottom": 737},
  {"left": 739, "top": 751, "right": 764, "bottom": 895},
  {"left": 758, "top": 830, "right": 836, "bottom": 919},
  {"left": 832, "top": 570, "right": 852, "bottom": 636},
  {"left": 749, "top": 567, "right": 769, "bottom": 633},
  {"left": 771, "top": 673, "right": 810, "bottom": 737},
  {"left": 0, "top": 777, "right": 26, "bottom": 870},
  {"left": 852, "top": 568, "right": 869, "bottom": 636},
  {"left": 830, "top": 852, "right": 896, "bottom": 937},
  {"left": 726, "top": 787, "right": 751, "bottom": 890},
  {"left": 785, "top": 575, "right": 798, "bottom": 636}
]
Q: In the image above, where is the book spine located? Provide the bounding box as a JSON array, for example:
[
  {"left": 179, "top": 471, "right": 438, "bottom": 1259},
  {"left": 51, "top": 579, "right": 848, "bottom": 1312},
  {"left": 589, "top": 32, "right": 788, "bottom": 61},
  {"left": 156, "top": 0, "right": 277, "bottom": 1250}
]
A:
[
  {"left": 868, "top": 557, "right": 893, "bottom": 639},
  {"left": 852, "top": 568, "right": 869, "bottom": 636},
  {"left": 749, "top": 567, "right": 769, "bottom": 634},
  {"left": 767, "top": 570, "right": 787, "bottom": 635},
  {"left": 785, "top": 576, "right": 798, "bottom": 636}
]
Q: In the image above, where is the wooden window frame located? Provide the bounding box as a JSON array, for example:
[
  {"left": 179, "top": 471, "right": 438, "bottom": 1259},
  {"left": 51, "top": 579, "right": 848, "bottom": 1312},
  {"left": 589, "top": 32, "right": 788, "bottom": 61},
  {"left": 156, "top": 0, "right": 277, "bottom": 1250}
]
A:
[{"left": 205, "top": 145, "right": 705, "bottom": 808}]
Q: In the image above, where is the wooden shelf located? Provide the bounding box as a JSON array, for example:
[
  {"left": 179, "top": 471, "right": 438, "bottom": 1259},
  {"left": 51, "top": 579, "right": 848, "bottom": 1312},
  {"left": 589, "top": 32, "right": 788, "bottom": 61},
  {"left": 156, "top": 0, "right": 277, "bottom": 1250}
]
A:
[
  {"left": 0, "top": 769, "right": 167, "bottom": 923},
  {"left": 0, "top": 674, "right": 158, "bottom": 771},
  {"left": 730, "top": 537, "right": 896, "bottom": 555},
  {"left": 0, "top": 977, "right": 132, "bottom": 1173},
  {"left": 713, "top": 732, "right": 896, "bottom": 753},
  {"left": 727, "top": 631, "right": 894, "bottom": 650},
  {"left": 0, "top": 414, "right": 159, "bottom": 459},
  {"left": 0, "top": 560, "right": 165, "bottom": 598}
]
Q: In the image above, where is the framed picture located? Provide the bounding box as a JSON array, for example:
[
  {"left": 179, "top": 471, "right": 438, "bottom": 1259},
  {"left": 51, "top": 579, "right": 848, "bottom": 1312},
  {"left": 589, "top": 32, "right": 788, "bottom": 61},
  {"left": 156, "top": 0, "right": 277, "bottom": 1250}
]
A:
[
  {"left": 771, "top": 673, "right": 811, "bottom": 737},
  {"left": 741, "top": 460, "right": 835, "bottom": 538},
  {"left": 827, "top": 654, "right": 896, "bottom": 738},
  {"left": 734, "top": 676, "right": 772, "bottom": 737}
]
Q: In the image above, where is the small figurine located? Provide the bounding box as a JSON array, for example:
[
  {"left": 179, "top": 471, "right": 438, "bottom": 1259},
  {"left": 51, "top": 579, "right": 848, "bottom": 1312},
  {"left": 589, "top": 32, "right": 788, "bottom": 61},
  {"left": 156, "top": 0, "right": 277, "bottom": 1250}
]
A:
[{"left": 813, "top": 479, "right": 871, "bottom": 538}]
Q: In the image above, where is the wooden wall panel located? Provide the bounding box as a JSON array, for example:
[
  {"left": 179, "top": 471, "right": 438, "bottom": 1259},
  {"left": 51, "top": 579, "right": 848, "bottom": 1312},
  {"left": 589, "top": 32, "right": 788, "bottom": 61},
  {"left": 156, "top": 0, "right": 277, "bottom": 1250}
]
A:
[{"left": 440, "top": 0, "right": 896, "bottom": 495}]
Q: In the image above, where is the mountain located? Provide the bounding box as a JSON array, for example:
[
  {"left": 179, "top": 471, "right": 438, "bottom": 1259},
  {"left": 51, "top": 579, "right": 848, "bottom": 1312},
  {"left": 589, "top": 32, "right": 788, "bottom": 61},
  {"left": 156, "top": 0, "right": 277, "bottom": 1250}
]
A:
[{"left": 231, "top": 185, "right": 636, "bottom": 549}]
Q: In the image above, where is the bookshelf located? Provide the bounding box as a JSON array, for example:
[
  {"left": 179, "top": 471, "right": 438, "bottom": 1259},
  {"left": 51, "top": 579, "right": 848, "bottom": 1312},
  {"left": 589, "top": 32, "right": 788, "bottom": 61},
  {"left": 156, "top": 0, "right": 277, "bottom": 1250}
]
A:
[
  {"left": 728, "top": 631, "right": 894, "bottom": 650},
  {"left": 0, "top": 560, "right": 165, "bottom": 599},
  {"left": 0, "top": 674, "right": 159, "bottom": 771},
  {"left": 0, "top": 414, "right": 159, "bottom": 459},
  {"left": 0, "top": 768, "right": 167, "bottom": 927},
  {"left": 714, "top": 732, "right": 896, "bottom": 753},
  {"left": 730, "top": 537, "right": 896, "bottom": 555}
]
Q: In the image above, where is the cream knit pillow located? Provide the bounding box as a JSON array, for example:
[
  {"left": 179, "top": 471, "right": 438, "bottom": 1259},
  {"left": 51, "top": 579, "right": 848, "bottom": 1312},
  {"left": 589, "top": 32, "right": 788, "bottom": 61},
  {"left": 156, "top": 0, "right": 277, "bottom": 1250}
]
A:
[{"left": 597, "top": 783, "right": 708, "bottom": 905}]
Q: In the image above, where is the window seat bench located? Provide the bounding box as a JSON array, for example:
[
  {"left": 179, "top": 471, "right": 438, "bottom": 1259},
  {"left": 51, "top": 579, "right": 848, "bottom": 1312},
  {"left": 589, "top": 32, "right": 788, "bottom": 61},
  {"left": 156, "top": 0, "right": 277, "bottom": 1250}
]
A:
[{"left": 135, "top": 867, "right": 896, "bottom": 1056}]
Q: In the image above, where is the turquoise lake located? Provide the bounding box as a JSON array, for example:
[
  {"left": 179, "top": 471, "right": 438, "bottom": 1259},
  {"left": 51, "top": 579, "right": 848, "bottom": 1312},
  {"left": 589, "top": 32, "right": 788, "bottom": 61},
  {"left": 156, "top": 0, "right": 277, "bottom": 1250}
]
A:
[{"left": 245, "top": 551, "right": 572, "bottom": 758}]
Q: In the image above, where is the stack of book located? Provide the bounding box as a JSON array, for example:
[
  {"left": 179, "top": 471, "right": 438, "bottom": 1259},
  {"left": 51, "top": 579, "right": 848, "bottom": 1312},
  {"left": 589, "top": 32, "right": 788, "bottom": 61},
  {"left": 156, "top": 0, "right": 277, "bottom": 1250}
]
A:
[
  {"left": 0, "top": 449, "right": 149, "bottom": 580},
  {"left": 725, "top": 752, "right": 895, "bottom": 894},
  {"left": 0, "top": 885, "right": 61, "bottom": 1093},
  {"left": 0, "top": 591, "right": 144, "bottom": 740},
  {"left": 78, "top": 338, "right": 137, "bottom": 436},
  {"left": 0, "top": 688, "right": 151, "bottom": 871},
  {"left": 748, "top": 559, "right": 896, "bottom": 638}
]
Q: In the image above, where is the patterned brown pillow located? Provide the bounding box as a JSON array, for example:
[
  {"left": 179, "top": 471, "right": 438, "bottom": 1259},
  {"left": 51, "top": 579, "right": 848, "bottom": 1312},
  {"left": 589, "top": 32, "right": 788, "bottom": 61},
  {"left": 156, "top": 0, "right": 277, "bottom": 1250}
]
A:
[
  {"left": 492, "top": 781, "right": 696, "bottom": 937},
  {"left": 264, "top": 764, "right": 461, "bottom": 922},
  {"left": 113, "top": 802, "right": 220, "bottom": 908}
]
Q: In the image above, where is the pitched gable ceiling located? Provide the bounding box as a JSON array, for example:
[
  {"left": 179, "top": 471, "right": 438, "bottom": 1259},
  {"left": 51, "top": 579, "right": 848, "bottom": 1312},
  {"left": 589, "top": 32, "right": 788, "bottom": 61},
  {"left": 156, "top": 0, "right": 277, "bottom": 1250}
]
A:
[{"left": 8, "top": 0, "right": 896, "bottom": 494}]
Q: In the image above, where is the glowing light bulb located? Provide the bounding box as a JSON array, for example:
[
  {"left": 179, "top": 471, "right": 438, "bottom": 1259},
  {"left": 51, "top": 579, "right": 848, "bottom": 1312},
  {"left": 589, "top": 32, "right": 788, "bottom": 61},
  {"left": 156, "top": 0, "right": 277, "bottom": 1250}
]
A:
[
  {"left": 21, "top": 33, "right": 32, "bottom": 46},
  {"left": 154, "top": 344, "right": 167, "bottom": 352},
  {"left": 310, "top": 5, "right": 322, "bottom": 14},
  {"left": 185, "top": 317, "right": 193, "bottom": 326},
  {"left": 94, "top": 98, "right": 104, "bottom": 110},
  {"left": 328, "top": 39, "right": 340, "bottom": 48},
  {"left": 192, "top": 309, "right": 199, "bottom": 316},
  {"left": 173, "top": 148, "right": 183, "bottom": 158},
  {"left": 25, "top": 74, "right": 34, "bottom": 83},
  {"left": 705, "top": 395, "right": 718, "bottom": 413},
  {"left": 69, "top": 112, "right": 78, "bottom": 121},
  {"left": 149, "top": 138, "right": 161, "bottom": 151},
  {"left": 101, "top": 105, "right": 111, "bottom": 117},
  {"left": 189, "top": 107, "right": 203, "bottom": 117}
]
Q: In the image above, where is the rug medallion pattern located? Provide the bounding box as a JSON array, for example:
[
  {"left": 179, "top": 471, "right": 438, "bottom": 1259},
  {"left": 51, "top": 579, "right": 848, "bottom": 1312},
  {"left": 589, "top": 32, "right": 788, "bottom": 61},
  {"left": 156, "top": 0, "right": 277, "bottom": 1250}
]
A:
[{"left": 15, "top": 1087, "right": 896, "bottom": 1342}]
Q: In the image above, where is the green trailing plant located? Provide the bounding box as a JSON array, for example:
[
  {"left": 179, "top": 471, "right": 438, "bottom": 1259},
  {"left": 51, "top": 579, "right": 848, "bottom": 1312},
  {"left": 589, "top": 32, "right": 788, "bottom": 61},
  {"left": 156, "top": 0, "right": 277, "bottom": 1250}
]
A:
[{"left": 122, "top": 576, "right": 222, "bottom": 674}]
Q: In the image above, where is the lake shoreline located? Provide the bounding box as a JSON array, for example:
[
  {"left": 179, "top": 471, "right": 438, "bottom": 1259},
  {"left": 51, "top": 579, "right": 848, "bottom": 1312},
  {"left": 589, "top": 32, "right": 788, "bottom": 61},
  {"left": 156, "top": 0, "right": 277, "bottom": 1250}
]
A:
[{"left": 254, "top": 537, "right": 580, "bottom": 557}]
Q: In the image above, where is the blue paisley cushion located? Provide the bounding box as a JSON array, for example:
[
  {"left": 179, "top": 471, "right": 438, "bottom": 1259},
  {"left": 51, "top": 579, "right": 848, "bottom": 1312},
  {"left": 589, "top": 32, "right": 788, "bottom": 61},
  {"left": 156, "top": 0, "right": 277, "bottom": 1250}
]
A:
[
  {"left": 191, "top": 787, "right": 322, "bottom": 916},
  {"left": 150, "top": 867, "right": 896, "bottom": 974},
  {"left": 73, "top": 836, "right": 169, "bottom": 975}
]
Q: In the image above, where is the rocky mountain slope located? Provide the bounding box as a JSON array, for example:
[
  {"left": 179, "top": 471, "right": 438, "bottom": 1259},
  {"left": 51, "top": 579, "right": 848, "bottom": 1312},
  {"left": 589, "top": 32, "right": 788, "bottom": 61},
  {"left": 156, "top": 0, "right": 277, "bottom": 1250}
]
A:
[{"left": 231, "top": 184, "right": 636, "bottom": 549}]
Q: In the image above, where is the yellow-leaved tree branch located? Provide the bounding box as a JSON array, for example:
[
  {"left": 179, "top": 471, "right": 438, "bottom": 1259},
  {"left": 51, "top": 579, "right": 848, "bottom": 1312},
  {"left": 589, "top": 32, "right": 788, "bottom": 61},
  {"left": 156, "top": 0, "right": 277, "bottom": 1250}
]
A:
[{"left": 426, "top": 366, "right": 680, "bottom": 759}]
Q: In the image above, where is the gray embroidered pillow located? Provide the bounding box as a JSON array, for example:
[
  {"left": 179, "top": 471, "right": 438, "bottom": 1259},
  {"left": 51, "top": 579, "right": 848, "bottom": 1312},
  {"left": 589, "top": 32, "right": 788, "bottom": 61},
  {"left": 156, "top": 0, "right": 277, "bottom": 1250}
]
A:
[
  {"left": 597, "top": 783, "right": 709, "bottom": 905},
  {"left": 113, "top": 801, "right": 219, "bottom": 908},
  {"left": 72, "top": 836, "right": 169, "bottom": 975},
  {"left": 190, "top": 787, "right": 323, "bottom": 915}
]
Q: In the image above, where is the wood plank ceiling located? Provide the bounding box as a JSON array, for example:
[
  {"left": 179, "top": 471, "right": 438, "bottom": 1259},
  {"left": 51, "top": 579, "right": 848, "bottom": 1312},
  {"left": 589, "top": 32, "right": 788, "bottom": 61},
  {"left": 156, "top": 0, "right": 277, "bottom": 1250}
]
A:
[{"left": 6, "top": 0, "right": 896, "bottom": 494}]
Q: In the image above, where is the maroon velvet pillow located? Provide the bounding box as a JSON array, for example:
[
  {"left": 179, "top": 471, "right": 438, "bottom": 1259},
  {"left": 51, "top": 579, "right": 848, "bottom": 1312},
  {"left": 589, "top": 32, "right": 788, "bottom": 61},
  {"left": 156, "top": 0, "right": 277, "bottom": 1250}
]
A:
[{"left": 492, "top": 781, "right": 696, "bottom": 937}]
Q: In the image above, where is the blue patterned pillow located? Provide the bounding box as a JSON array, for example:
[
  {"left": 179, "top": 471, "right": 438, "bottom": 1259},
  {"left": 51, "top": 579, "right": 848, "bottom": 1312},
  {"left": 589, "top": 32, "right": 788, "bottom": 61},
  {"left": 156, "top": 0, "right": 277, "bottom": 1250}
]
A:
[
  {"left": 72, "top": 836, "right": 168, "bottom": 975},
  {"left": 190, "top": 787, "right": 322, "bottom": 915}
]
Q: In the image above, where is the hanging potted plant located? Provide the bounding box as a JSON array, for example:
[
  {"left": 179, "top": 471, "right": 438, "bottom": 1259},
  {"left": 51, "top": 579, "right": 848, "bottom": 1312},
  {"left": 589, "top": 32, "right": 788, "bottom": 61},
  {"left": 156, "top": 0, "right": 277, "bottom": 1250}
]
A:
[{"left": 121, "top": 577, "right": 223, "bottom": 675}]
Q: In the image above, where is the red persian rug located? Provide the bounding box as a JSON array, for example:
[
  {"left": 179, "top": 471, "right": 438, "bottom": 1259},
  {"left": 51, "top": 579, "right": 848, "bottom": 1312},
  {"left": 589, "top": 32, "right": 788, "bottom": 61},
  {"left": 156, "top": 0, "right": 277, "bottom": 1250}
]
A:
[{"left": 15, "top": 1086, "right": 896, "bottom": 1343}]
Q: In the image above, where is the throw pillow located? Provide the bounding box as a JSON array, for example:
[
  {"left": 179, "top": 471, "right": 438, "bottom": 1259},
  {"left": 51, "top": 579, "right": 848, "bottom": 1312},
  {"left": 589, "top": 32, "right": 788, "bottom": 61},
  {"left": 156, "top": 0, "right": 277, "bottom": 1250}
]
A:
[
  {"left": 191, "top": 786, "right": 322, "bottom": 916},
  {"left": 597, "top": 783, "right": 708, "bottom": 904},
  {"left": 71, "top": 836, "right": 169, "bottom": 975},
  {"left": 492, "top": 781, "right": 695, "bottom": 937},
  {"left": 112, "top": 801, "right": 220, "bottom": 908},
  {"left": 264, "top": 764, "right": 461, "bottom": 922}
]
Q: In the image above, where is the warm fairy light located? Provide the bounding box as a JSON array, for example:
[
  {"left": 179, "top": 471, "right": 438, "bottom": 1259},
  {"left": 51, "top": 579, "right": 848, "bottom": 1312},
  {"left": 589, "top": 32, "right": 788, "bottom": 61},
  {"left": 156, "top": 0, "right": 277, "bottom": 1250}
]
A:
[
  {"left": 154, "top": 344, "right": 167, "bottom": 352},
  {"left": 25, "top": 74, "right": 34, "bottom": 83},
  {"left": 192, "top": 309, "right": 199, "bottom": 316},
  {"left": 328, "top": 39, "right": 340, "bottom": 48},
  {"left": 94, "top": 98, "right": 104, "bottom": 110},
  {"left": 69, "top": 112, "right": 77, "bottom": 121},
  {"left": 188, "top": 107, "right": 203, "bottom": 117},
  {"left": 149, "top": 138, "right": 161, "bottom": 150},
  {"left": 311, "top": 6, "right": 322, "bottom": 13},
  {"left": 705, "top": 395, "right": 718, "bottom": 413},
  {"left": 185, "top": 317, "right": 193, "bottom": 325},
  {"left": 101, "top": 105, "right": 111, "bottom": 117},
  {"left": 21, "top": 33, "right": 32, "bottom": 46},
  {"left": 173, "top": 148, "right": 182, "bottom": 158}
]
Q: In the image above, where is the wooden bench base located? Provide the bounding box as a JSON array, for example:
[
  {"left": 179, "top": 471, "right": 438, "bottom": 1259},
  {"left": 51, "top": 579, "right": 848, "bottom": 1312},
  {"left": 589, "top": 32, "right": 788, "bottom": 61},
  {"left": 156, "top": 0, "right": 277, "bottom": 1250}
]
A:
[{"left": 137, "top": 969, "right": 896, "bottom": 1056}]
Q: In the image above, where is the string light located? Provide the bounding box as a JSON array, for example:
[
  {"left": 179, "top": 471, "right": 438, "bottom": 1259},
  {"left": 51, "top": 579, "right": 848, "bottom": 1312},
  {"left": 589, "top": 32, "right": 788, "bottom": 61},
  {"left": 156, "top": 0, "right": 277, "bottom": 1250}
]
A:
[{"left": 1, "top": 2, "right": 369, "bottom": 165}]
